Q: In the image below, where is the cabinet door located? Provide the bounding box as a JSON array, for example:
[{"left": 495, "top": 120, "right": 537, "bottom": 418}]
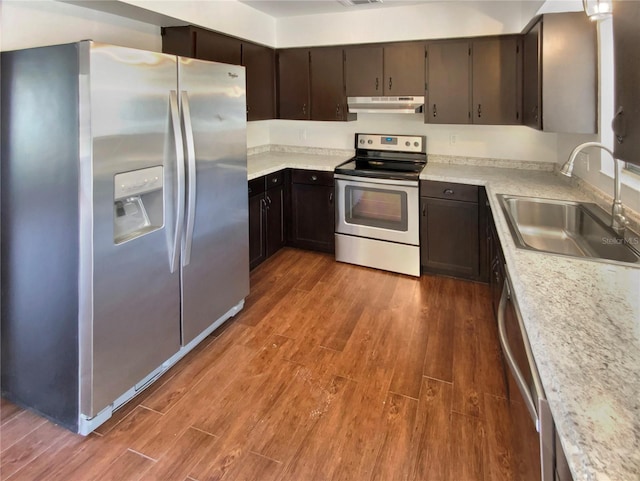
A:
[
  {"left": 541, "top": 13, "right": 597, "bottom": 134},
  {"left": 194, "top": 28, "right": 242, "bottom": 65},
  {"left": 420, "top": 197, "right": 479, "bottom": 278},
  {"left": 613, "top": 0, "right": 640, "bottom": 165},
  {"left": 472, "top": 36, "right": 521, "bottom": 125},
  {"left": 291, "top": 183, "right": 335, "bottom": 253},
  {"left": 265, "top": 185, "right": 285, "bottom": 257},
  {"left": 345, "top": 46, "right": 383, "bottom": 96},
  {"left": 522, "top": 21, "right": 541, "bottom": 129},
  {"left": 243, "top": 42, "right": 275, "bottom": 121},
  {"left": 278, "top": 49, "right": 310, "bottom": 120},
  {"left": 310, "top": 47, "right": 347, "bottom": 121},
  {"left": 248, "top": 193, "right": 266, "bottom": 270},
  {"left": 161, "top": 26, "right": 195, "bottom": 58},
  {"left": 384, "top": 42, "right": 425, "bottom": 96},
  {"left": 426, "top": 41, "right": 471, "bottom": 124}
]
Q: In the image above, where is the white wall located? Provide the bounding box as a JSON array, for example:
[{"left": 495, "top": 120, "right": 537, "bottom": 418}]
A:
[
  {"left": 264, "top": 116, "right": 556, "bottom": 162},
  {"left": 276, "top": 1, "right": 543, "bottom": 48},
  {"left": 0, "top": 0, "right": 161, "bottom": 52}
]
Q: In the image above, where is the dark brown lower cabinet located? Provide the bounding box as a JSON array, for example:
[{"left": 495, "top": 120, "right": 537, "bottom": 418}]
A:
[
  {"left": 420, "top": 181, "right": 480, "bottom": 280},
  {"left": 290, "top": 169, "right": 335, "bottom": 253},
  {"left": 248, "top": 172, "right": 286, "bottom": 270},
  {"left": 248, "top": 190, "right": 266, "bottom": 269},
  {"left": 265, "top": 184, "right": 285, "bottom": 257}
]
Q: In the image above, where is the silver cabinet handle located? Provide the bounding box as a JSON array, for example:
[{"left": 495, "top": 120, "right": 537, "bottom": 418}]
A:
[
  {"left": 271, "top": 177, "right": 278, "bottom": 184},
  {"left": 181, "top": 91, "right": 197, "bottom": 267},
  {"left": 168, "top": 90, "right": 185, "bottom": 274},
  {"left": 311, "top": 175, "right": 318, "bottom": 181},
  {"left": 329, "top": 192, "right": 333, "bottom": 204},
  {"left": 443, "top": 188, "right": 454, "bottom": 195}
]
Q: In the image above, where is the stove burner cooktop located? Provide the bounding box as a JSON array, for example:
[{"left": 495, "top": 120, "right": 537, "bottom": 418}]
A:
[
  {"left": 335, "top": 157, "right": 426, "bottom": 181},
  {"left": 335, "top": 133, "right": 428, "bottom": 181}
]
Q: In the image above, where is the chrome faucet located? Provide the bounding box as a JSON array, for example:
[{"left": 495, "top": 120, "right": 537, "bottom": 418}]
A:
[{"left": 560, "top": 141, "right": 629, "bottom": 235}]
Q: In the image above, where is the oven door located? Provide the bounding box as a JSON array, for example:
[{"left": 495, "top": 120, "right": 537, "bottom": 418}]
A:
[{"left": 335, "top": 174, "right": 419, "bottom": 245}]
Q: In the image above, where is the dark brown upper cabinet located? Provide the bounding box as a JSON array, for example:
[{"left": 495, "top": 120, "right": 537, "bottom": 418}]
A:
[
  {"left": 310, "top": 47, "right": 352, "bottom": 121},
  {"left": 195, "top": 28, "right": 242, "bottom": 65},
  {"left": 277, "top": 48, "right": 311, "bottom": 120},
  {"left": 345, "top": 46, "right": 383, "bottom": 96},
  {"left": 522, "top": 13, "right": 597, "bottom": 133},
  {"left": 162, "top": 26, "right": 242, "bottom": 65},
  {"left": 162, "top": 26, "right": 276, "bottom": 121},
  {"left": 471, "top": 36, "right": 522, "bottom": 125},
  {"left": 345, "top": 42, "right": 425, "bottom": 97},
  {"left": 522, "top": 22, "right": 541, "bottom": 129},
  {"left": 612, "top": 0, "right": 640, "bottom": 165},
  {"left": 426, "top": 40, "right": 471, "bottom": 124},
  {"left": 242, "top": 42, "right": 276, "bottom": 121},
  {"left": 384, "top": 42, "right": 426, "bottom": 96}
]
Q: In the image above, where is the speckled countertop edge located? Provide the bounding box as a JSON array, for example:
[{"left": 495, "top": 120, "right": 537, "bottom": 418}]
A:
[
  {"left": 247, "top": 148, "right": 640, "bottom": 481},
  {"left": 247, "top": 146, "right": 352, "bottom": 180}
]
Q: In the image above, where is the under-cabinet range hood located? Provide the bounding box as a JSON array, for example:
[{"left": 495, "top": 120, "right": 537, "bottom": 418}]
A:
[{"left": 347, "top": 96, "right": 424, "bottom": 114}]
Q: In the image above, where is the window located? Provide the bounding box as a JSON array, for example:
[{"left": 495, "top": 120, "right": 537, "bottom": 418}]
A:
[{"left": 626, "top": 163, "right": 640, "bottom": 176}]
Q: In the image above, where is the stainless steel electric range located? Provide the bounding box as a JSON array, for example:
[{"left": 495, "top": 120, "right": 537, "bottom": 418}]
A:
[{"left": 334, "top": 133, "right": 427, "bottom": 276}]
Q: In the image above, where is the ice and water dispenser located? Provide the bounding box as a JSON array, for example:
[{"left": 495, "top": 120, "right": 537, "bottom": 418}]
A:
[{"left": 113, "top": 166, "right": 164, "bottom": 244}]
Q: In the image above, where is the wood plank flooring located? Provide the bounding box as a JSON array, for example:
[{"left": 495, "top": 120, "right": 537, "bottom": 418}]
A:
[{"left": 1, "top": 248, "right": 528, "bottom": 481}]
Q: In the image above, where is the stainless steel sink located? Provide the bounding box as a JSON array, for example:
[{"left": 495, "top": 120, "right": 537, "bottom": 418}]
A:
[{"left": 497, "top": 195, "right": 640, "bottom": 266}]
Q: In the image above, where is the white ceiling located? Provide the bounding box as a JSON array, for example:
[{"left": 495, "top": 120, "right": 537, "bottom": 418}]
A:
[{"left": 238, "top": 0, "right": 453, "bottom": 18}]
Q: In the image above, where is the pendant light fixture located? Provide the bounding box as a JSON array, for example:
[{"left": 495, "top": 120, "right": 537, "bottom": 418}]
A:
[{"left": 583, "top": 0, "right": 613, "bottom": 20}]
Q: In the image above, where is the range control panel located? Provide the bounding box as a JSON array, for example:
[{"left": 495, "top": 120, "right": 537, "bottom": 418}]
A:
[{"left": 355, "top": 134, "right": 425, "bottom": 154}]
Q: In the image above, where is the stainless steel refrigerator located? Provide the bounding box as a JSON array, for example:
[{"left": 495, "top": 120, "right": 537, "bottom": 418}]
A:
[{"left": 1, "top": 41, "right": 249, "bottom": 434}]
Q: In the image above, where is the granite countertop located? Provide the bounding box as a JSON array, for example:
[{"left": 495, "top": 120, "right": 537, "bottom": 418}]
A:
[
  {"left": 247, "top": 148, "right": 352, "bottom": 180},
  {"left": 421, "top": 163, "right": 640, "bottom": 481},
  {"left": 247, "top": 149, "right": 640, "bottom": 480}
]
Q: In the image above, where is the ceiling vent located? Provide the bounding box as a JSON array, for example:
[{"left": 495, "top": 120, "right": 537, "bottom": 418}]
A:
[{"left": 339, "top": 0, "right": 383, "bottom": 6}]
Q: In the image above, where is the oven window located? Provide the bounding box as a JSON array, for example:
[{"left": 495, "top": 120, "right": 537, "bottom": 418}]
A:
[{"left": 345, "top": 185, "right": 408, "bottom": 231}]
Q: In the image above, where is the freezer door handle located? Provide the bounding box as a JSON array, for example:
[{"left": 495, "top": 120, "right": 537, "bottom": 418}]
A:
[
  {"left": 169, "top": 90, "right": 185, "bottom": 274},
  {"left": 181, "top": 91, "right": 197, "bottom": 267}
]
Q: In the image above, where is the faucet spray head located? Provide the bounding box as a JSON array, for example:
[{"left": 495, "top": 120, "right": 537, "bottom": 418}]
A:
[
  {"left": 559, "top": 159, "right": 575, "bottom": 177},
  {"left": 560, "top": 151, "right": 578, "bottom": 177}
]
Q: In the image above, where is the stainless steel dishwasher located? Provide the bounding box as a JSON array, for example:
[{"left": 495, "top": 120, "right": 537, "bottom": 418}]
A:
[{"left": 498, "top": 270, "right": 555, "bottom": 481}]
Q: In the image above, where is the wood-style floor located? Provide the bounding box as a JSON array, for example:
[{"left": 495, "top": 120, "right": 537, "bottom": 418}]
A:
[{"left": 1, "top": 248, "right": 533, "bottom": 481}]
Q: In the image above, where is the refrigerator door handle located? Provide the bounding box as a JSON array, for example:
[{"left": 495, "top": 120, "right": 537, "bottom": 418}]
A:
[
  {"left": 181, "top": 91, "right": 197, "bottom": 267},
  {"left": 169, "top": 90, "right": 185, "bottom": 274}
]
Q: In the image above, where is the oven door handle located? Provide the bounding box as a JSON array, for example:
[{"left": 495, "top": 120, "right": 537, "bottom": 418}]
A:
[{"left": 334, "top": 173, "right": 418, "bottom": 187}]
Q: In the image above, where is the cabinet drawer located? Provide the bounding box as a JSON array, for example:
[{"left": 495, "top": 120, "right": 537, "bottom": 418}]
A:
[
  {"left": 248, "top": 177, "right": 265, "bottom": 197},
  {"left": 265, "top": 171, "right": 284, "bottom": 189},
  {"left": 421, "top": 180, "right": 478, "bottom": 203},
  {"left": 292, "top": 169, "right": 334, "bottom": 186}
]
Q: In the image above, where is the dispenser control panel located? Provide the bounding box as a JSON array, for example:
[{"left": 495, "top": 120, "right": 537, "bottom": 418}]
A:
[{"left": 114, "top": 166, "right": 163, "bottom": 200}]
